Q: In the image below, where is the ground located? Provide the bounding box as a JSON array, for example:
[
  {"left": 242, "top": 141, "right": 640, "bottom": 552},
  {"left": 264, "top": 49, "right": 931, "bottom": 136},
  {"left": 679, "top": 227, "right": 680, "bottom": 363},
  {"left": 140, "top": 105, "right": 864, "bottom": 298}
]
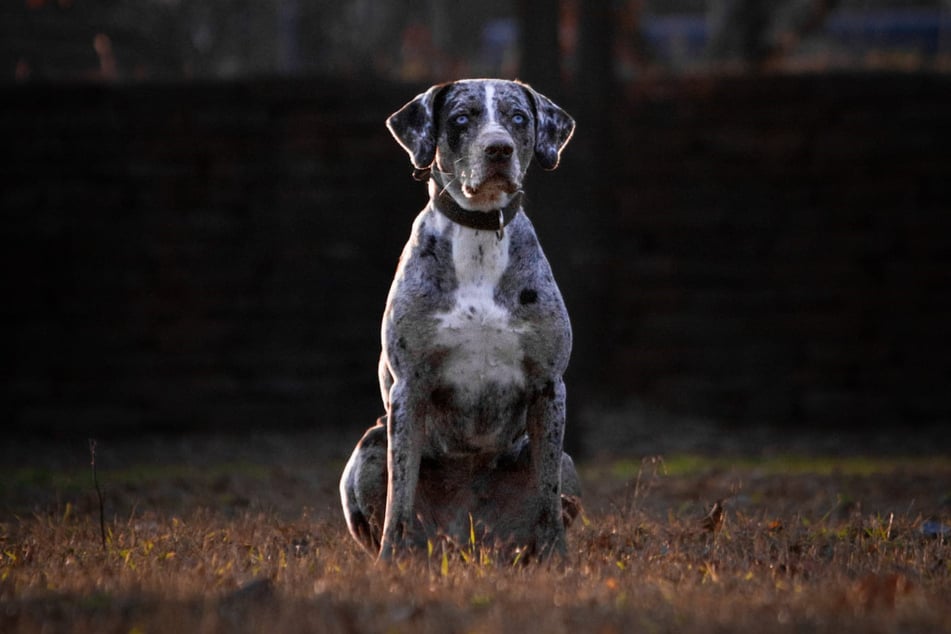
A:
[{"left": 1, "top": 413, "right": 949, "bottom": 633}]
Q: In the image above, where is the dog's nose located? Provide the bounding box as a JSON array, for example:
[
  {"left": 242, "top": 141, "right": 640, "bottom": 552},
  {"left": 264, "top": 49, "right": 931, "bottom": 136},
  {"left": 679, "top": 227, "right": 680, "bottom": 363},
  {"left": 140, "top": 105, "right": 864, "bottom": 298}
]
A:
[{"left": 484, "top": 141, "right": 514, "bottom": 162}]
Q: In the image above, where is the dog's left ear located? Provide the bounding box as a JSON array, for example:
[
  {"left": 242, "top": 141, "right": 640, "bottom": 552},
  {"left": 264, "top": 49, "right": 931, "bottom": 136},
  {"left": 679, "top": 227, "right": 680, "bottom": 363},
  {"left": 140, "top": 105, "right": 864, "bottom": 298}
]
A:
[
  {"left": 386, "top": 83, "right": 447, "bottom": 170},
  {"left": 524, "top": 85, "right": 575, "bottom": 171}
]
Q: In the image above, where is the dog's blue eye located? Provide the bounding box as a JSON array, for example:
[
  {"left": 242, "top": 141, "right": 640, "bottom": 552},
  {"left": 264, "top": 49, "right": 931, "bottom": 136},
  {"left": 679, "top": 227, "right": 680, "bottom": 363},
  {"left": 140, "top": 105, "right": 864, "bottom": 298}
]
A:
[
  {"left": 512, "top": 113, "right": 526, "bottom": 125},
  {"left": 454, "top": 114, "right": 469, "bottom": 126}
]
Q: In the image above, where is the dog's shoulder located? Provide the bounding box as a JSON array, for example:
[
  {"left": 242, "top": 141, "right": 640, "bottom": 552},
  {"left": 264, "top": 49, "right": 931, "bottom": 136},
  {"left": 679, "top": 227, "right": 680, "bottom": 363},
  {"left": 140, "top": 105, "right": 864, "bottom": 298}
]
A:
[
  {"left": 498, "top": 214, "right": 561, "bottom": 289},
  {"left": 385, "top": 209, "right": 455, "bottom": 314}
]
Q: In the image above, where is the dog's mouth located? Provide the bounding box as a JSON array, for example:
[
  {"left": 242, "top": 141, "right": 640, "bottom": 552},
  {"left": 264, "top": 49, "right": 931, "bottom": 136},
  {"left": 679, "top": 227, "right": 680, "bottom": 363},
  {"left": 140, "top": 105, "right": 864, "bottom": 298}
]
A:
[{"left": 461, "top": 174, "right": 519, "bottom": 204}]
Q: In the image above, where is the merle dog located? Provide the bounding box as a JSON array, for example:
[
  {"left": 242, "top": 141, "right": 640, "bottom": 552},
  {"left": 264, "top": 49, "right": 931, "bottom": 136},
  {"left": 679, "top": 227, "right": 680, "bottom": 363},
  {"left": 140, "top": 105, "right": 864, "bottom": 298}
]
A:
[{"left": 340, "top": 79, "right": 580, "bottom": 561}]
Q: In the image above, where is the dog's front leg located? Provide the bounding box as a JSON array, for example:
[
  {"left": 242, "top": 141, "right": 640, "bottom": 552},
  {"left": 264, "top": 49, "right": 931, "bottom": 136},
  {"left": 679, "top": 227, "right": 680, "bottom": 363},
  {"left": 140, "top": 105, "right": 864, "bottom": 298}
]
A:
[
  {"left": 378, "top": 384, "right": 422, "bottom": 561},
  {"left": 527, "top": 378, "right": 568, "bottom": 560}
]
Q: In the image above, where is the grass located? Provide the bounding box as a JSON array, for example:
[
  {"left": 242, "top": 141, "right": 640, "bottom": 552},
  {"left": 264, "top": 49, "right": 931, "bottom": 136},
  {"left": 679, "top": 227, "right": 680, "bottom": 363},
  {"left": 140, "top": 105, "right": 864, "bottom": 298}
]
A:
[
  {"left": 1, "top": 432, "right": 949, "bottom": 633},
  {"left": 604, "top": 454, "right": 951, "bottom": 479}
]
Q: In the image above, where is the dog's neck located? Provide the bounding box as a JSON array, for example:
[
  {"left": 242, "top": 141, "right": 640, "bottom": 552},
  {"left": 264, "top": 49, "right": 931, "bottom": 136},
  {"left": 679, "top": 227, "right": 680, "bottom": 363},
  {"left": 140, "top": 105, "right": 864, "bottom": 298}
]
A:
[{"left": 430, "top": 187, "right": 523, "bottom": 237}]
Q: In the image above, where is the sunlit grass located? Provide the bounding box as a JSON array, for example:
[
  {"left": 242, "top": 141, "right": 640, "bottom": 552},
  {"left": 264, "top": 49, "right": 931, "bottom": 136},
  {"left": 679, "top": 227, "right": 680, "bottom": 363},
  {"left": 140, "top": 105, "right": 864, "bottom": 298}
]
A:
[
  {"left": 3, "top": 462, "right": 273, "bottom": 494},
  {"left": 1, "top": 439, "right": 949, "bottom": 633},
  {"left": 603, "top": 453, "right": 951, "bottom": 479}
]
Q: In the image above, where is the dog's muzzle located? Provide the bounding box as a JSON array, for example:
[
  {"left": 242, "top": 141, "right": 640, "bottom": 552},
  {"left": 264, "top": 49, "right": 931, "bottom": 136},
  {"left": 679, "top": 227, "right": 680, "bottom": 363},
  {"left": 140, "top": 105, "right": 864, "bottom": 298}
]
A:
[{"left": 462, "top": 129, "right": 521, "bottom": 199}]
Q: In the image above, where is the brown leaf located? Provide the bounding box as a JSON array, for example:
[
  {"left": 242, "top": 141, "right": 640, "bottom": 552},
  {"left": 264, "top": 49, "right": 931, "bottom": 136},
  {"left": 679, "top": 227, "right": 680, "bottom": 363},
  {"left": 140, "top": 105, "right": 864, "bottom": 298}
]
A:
[{"left": 562, "top": 494, "right": 583, "bottom": 528}]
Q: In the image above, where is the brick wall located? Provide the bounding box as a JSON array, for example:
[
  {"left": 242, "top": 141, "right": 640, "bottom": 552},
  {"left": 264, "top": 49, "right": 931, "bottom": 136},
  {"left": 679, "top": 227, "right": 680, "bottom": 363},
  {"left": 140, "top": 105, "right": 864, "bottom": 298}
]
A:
[{"left": 2, "top": 74, "right": 949, "bottom": 437}]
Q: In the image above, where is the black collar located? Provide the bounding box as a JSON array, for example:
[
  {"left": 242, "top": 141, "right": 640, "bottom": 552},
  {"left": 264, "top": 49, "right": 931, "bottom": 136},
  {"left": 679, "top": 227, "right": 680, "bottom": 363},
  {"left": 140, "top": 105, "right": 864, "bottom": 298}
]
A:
[{"left": 432, "top": 189, "right": 523, "bottom": 236}]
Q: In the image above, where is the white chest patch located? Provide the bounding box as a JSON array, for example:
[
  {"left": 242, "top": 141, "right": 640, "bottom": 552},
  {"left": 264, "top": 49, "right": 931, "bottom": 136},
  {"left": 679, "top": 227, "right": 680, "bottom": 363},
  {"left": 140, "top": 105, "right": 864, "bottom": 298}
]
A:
[{"left": 434, "top": 225, "right": 527, "bottom": 396}]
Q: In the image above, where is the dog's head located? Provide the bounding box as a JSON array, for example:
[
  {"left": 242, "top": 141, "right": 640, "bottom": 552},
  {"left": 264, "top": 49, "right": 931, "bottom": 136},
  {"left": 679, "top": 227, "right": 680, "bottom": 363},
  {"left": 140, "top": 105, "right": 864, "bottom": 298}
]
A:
[{"left": 387, "top": 79, "right": 575, "bottom": 212}]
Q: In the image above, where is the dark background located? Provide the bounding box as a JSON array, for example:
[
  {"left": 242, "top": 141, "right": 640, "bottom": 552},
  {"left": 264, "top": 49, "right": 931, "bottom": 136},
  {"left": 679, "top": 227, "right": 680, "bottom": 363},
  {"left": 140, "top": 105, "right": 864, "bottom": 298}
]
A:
[{"left": 3, "top": 1, "right": 950, "bottom": 455}]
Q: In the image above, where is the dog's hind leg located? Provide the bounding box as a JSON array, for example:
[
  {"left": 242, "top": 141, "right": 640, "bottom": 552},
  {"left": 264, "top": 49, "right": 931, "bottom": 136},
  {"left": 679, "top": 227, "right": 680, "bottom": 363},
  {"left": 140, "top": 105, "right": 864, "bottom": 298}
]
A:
[{"left": 339, "top": 420, "right": 388, "bottom": 555}]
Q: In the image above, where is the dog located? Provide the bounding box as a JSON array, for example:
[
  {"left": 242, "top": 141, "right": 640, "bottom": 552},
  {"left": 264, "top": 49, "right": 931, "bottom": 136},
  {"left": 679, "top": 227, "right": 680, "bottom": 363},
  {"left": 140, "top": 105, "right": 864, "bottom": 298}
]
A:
[{"left": 339, "top": 79, "right": 580, "bottom": 561}]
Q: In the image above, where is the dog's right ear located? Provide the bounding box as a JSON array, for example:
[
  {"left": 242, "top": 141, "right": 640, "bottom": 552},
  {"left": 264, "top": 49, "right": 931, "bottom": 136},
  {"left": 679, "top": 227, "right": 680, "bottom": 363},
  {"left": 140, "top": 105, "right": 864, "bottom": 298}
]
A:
[{"left": 386, "top": 83, "right": 447, "bottom": 170}]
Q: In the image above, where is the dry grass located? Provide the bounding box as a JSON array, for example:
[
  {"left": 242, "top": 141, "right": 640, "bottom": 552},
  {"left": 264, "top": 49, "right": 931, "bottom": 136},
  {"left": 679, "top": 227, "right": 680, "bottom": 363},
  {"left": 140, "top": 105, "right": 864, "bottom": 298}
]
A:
[{"left": 1, "top": 431, "right": 949, "bottom": 633}]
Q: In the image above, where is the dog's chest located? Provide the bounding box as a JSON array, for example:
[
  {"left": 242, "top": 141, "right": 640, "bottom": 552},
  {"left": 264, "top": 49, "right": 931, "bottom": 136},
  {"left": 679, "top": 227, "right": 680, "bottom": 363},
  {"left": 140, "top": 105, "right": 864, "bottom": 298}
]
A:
[{"left": 433, "top": 227, "right": 527, "bottom": 396}]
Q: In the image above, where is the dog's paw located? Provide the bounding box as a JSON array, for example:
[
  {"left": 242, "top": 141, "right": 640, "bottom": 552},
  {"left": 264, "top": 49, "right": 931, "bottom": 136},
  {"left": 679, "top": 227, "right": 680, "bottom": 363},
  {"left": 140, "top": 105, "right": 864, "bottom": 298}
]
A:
[
  {"left": 376, "top": 540, "right": 406, "bottom": 564},
  {"left": 528, "top": 513, "right": 568, "bottom": 563}
]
